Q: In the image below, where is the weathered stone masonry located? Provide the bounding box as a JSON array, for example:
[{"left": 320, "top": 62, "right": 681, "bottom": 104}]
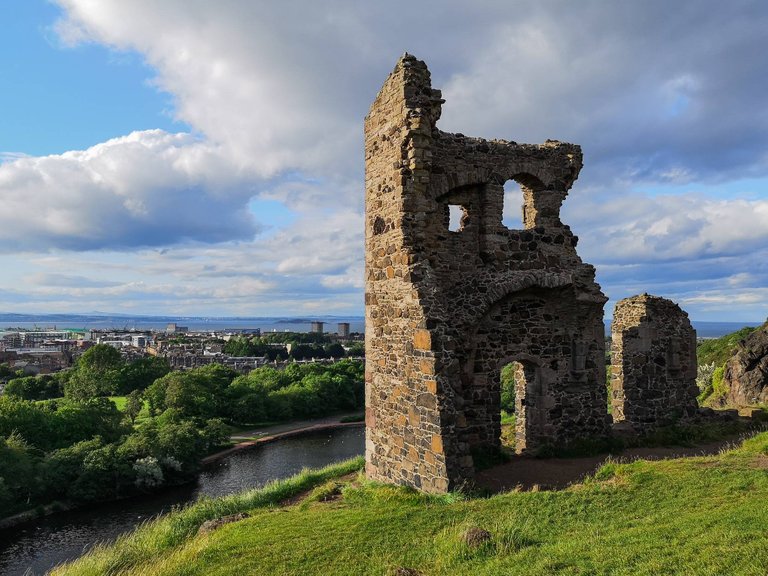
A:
[
  {"left": 364, "top": 54, "right": 610, "bottom": 492},
  {"left": 610, "top": 294, "right": 698, "bottom": 431}
]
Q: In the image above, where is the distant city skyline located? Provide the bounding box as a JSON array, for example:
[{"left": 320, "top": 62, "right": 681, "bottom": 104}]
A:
[{"left": 1, "top": 1, "right": 767, "bottom": 321}]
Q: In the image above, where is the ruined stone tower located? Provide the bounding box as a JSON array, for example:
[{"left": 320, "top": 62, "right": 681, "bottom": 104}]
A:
[
  {"left": 364, "top": 55, "right": 609, "bottom": 492},
  {"left": 611, "top": 294, "right": 698, "bottom": 431}
]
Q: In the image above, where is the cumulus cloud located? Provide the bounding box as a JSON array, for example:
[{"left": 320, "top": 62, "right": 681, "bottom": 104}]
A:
[
  {"left": 0, "top": 0, "right": 765, "bottom": 317},
  {"left": 0, "top": 130, "right": 261, "bottom": 251}
]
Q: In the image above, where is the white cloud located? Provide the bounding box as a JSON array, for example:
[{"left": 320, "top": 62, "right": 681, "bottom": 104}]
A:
[
  {"left": 0, "top": 130, "right": 261, "bottom": 250},
  {"left": 0, "top": 0, "right": 766, "bottom": 318}
]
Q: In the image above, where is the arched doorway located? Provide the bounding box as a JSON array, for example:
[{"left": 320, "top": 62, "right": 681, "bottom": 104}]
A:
[{"left": 497, "top": 358, "right": 546, "bottom": 454}]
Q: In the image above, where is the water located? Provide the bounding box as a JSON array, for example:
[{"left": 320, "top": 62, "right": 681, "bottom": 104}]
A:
[
  {"left": 601, "top": 320, "right": 761, "bottom": 338},
  {"left": 1, "top": 314, "right": 758, "bottom": 339},
  {"left": 0, "top": 426, "right": 365, "bottom": 576},
  {"left": 0, "top": 314, "right": 365, "bottom": 334}
]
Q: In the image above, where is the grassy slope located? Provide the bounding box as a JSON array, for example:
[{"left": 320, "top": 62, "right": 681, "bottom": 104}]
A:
[
  {"left": 697, "top": 325, "right": 761, "bottom": 368},
  {"left": 697, "top": 323, "right": 765, "bottom": 405},
  {"left": 55, "top": 433, "right": 768, "bottom": 576}
]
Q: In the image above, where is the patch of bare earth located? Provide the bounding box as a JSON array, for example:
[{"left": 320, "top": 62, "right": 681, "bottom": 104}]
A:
[
  {"left": 751, "top": 454, "right": 768, "bottom": 469},
  {"left": 476, "top": 437, "right": 740, "bottom": 493},
  {"left": 278, "top": 472, "right": 359, "bottom": 507}
]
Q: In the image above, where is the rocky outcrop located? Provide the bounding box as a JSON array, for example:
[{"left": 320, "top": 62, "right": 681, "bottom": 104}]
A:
[{"left": 723, "top": 321, "right": 768, "bottom": 407}]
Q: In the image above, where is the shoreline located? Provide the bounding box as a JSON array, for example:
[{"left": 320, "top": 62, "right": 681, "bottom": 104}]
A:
[
  {"left": 201, "top": 420, "right": 365, "bottom": 465},
  {"left": 0, "top": 420, "right": 365, "bottom": 530}
]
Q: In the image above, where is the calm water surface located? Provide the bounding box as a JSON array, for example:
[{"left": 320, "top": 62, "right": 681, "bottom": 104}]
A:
[{"left": 0, "top": 426, "right": 364, "bottom": 576}]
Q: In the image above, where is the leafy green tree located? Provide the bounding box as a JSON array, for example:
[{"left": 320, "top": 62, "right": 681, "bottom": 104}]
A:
[
  {"left": 346, "top": 342, "right": 365, "bottom": 357},
  {"left": 0, "top": 432, "right": 40, "bottom": 512},
  {"left": 51, "top": 398, "right": 126, "bottom": 449},
  {"left": 500, "top": 363, "right": 517, "bottom": 413},
  {"left": 71, "top": 443, "right": 133, "bottom": 501},
  {"left": 116, "top": 356, "right": 171, "bottom": 394},
  {"left": 202, "top": 418, "right": 230, "bottom": 451},
  {"left": 0, "top": 363, "right": 15, "bottom": 380},
  {"left": 4, "top": 374, "right": 62, "bottom": 401},
  {"left": 146, "top": 365, "right": 236, "bottom": 419},
  {"left": 124, "top": 390, "right": 144, "bottom": 424},
  {"left": 324, "top": 343, "right": 346, "bottom": 358},
  {"left": 0, "top": 396, "right": 54, "bottom": 449},
  {"left": 156, "top": 417, "right": 204, "bottom": 472},
  {"left": 41, "top": 437, "right": 103, "bottom": 501},
  {"left": 65, "top": 344, "right": 125, "bottom": 400}
]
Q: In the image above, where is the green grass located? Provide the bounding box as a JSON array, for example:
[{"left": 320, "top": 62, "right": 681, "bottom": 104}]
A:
[
  {"left": 108, "top": 396, "right": 151, "bottom": 424},
  {"left": 53, "top": 432, "right": 768, "bottom": 576},
  {"left": 52, "top": 457, "right": 364, "bottom": 575},
  {"left": 108, "top": 396, "right": 128, "bottom": 411},
  {"left": 697, "top": 325, "right": 761, "bottom": 367}
]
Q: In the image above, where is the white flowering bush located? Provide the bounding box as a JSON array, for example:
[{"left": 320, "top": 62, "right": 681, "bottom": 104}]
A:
[
  {"left": 161, "top": 456, "right": 183, "bottom": 472},
  {"left": 133, "top": 456, "right": 164, "bottom": 489},
  {"left": 696, "top": 362, "right": 716, "bottom": 392}
]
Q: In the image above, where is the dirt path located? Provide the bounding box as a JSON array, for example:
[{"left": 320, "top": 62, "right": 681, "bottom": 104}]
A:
[
  {"left": 475, "top": 437, "right": 743, "bottom": 492},
  {"left": 202, "top": 414, "right": 364, "bottom": 465},
  {"left": 230, "top": 413, "right": 362, "bottom": 440}
]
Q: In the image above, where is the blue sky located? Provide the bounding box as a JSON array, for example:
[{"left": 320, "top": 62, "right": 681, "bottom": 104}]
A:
[{"left": 0, "top": 0, "right": 767, "bottom": 321}]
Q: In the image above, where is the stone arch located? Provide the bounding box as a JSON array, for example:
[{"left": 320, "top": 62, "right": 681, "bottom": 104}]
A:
[
  {"left": 455, "top": 285, "right": 607, "bottom": 466},
  {"left": 364, "top": 55, "right": 607, "bottom": 492}
]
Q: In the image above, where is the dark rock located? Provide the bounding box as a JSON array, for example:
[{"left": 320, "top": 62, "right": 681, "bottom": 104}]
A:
[
  {"left": 462, "top": 527, "right": 493, "bottom": 547},
  {"left": 197, "top": 513, "right": 248, "bottom": 535},
  {"left": 724, "top": 322, "right": 768, "bottom": 407}
]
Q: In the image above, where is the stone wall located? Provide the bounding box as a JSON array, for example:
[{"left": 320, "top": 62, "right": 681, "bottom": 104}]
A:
[
  {"left": 365, "top": 54, "right": 609, "bottom": 492},
  {"left": 610, "top": 294, "right": 698, "bottom": 431}
]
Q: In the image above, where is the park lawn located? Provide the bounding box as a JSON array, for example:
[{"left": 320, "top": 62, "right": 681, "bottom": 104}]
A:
[
  {"left": 108, "top": 395, "right": 151, "bottom": 424},
  {"left": 53, "top": 432, "right": 768, "bottom": 576},
  {"left": 108, "top": 395, "right": 128, "bottom": 411}
]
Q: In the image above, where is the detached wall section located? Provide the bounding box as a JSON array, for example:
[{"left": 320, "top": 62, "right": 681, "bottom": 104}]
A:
[{"left": 611, "top": 294, "right": 699, "bottom": 432}]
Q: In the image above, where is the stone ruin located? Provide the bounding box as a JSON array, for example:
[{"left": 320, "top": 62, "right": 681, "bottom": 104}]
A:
[
  {"left": 610, "top": 294, "right": 698, "bottom": 432},
  {"left": 364, "top": 54, "right": 699, "bottom": 492}
]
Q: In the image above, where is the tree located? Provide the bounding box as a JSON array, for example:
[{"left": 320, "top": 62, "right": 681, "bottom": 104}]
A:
[
  {"left": 0, "top": 432, "right": 40, "bottom": 511},
  {"left": 0, "top": 396, "right": 53, "bottom": 450},
  {"left": 52, "top": 397, "right": 126, "bottom": 448},
  {"left": 116, "top": 356, "right": 170, "bottom": 394},
  {"left": 71, "top": 443, "right": 132, "bottom": 501},
  {"left": 125, "top": 390, "right": 144, "bottom": 424},
  {"left": 41, "top": 437, "right": 103, "bottom": 501},
  {"left": 65, "top": 344, "right": 125, "bottom": 400},
  {"left": 145, "top": 364, "right": 235, "bottom": 420},
  {"left": 346, "top": 342, "right": 365, "bottom": 357},
  {"left": 4, "top": 374, "right": 62, "bottom": 401},
  {"left": 324, "top": 343, "right": 346, "bottom": 359},
  {"left": 500, "top": 363, "right": 517, "bottom": 413},
  {"left": 0, "top": 363, "right": 15, "bottom": 380}
]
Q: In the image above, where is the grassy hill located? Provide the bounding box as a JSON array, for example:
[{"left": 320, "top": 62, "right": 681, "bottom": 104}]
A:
[
  {"left": 54, "top": 431, "right": 768, "bottom": 576},
  {"left": 697, "top": 325, "right": 761, "bottom": 368}
]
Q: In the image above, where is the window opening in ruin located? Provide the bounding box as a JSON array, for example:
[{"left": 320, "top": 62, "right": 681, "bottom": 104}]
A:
[
  {"left": 502, "top": 180, "right": 525, "bottom": 230},
  {"left": 448, "top": 204, "right": 465, "bottom": 232}
]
